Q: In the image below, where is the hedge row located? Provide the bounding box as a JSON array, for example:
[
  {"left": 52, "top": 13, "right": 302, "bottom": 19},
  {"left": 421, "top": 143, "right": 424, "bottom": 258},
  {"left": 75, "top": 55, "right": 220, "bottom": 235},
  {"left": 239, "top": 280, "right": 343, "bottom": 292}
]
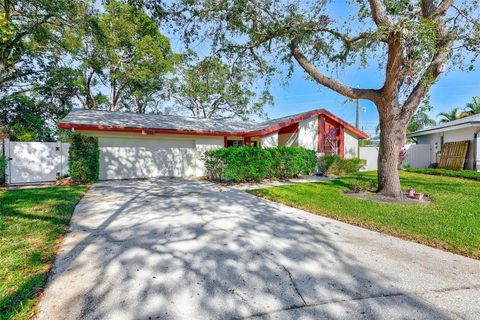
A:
[
  {"left": 68, "top": 133, "right": 99, "bottom": 183},
  {"left": 406, "top": 168, "right": 480, "bottom": 181},
  {"left": 203, "top": 146, "right": 317, "bottom": 182}
]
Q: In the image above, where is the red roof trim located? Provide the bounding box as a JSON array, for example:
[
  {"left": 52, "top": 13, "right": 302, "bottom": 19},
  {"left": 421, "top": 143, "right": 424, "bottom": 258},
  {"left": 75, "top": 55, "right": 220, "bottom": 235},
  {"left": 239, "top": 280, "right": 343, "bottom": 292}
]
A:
[{"left": 59, "top": 108, "right": 368, "bottom": 139}]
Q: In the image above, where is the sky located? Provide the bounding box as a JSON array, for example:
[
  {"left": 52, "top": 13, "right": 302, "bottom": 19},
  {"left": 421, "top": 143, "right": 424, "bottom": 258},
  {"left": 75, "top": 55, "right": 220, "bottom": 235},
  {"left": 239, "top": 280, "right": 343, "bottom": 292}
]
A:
[{"left": 265, "top": 60, "right": 480, "bottom": 138}]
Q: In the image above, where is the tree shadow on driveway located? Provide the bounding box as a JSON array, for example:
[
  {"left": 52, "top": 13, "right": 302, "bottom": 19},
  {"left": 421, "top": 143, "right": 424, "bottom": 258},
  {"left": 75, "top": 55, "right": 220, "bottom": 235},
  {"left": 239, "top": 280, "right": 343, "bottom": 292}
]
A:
[{"left": 37, "top": 179, "right": 480, "bottom": 319}]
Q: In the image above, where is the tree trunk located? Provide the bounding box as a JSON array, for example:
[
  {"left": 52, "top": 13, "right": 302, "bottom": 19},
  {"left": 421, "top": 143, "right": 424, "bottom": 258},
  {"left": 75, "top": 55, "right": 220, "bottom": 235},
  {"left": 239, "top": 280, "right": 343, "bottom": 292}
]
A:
[{"left": 377, "top": 111, "right": 406, "bottom": 198}]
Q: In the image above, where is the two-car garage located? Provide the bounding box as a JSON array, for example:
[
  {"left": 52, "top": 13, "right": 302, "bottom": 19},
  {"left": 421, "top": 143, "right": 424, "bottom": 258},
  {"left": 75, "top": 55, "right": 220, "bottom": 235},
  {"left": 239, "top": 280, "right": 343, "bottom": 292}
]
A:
[{"left": 98, "top": 137, "right": 197, "bottom": 180}]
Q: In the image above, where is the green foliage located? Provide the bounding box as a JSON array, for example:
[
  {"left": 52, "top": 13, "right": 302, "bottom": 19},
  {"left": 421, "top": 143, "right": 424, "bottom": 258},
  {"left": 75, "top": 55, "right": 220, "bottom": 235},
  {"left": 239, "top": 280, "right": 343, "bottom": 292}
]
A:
[
  {"left": 437, "top": 108, "right": 461, "bottom": 123},
  {"left": 68, "top": 133, "right": 99, "bottom": 183},
  {"left": 0, "top": 94, "right": 61, "bottom": 141},
  {"left": 203, "top": 147, "right": 317, "bottom": 182},
  {"left": 406, "top": 168, "right": 480, "bottom": 181},
  {"left": 169, "top": 56, "right": 272, "bottom": 120},
  {"left": 0, "top": 155, "right": 7, "bottom": 184},
  {"left": 348, "top": 178, "right": 378, "bottom": 193},
  {"left": 317, "top": 155, "right": 366, "bottom": 177},
  {"left": 98, "top": 0, "right": 177, "bottom": 112}
]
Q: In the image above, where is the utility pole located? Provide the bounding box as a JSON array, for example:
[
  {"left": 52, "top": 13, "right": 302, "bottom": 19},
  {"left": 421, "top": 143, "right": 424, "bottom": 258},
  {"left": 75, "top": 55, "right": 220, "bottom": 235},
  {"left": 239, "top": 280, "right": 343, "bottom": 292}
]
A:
[{"left": 356, "top": 99, "right": 360, "bottom": 129}]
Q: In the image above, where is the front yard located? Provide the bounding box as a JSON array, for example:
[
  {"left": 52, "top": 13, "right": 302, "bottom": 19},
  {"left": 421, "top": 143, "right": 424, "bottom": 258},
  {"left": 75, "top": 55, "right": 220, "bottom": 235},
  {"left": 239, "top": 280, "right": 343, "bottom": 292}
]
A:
[
  {"left": 0, "top": 186, "right": 87, "bottom": 320},
  {"left": 250, "top": 171, "right": 480, "bottom": 259}
]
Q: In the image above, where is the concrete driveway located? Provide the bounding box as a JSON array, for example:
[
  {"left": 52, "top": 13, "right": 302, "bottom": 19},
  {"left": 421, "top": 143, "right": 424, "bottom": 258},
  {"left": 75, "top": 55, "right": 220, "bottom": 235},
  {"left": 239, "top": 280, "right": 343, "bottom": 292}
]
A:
[{"left": 38, "top": 179, "right": 480, "bottom": 319}]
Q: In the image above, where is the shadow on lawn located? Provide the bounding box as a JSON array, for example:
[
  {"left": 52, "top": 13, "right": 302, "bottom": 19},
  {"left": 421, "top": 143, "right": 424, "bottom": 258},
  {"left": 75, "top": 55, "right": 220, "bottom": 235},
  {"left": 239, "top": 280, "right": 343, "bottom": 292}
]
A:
[
  {"left": 35, "top": 178, "right": 457, "bottom": 319},
  {"left": 0, "top": 187, "right": 85, "bottom": 320}
]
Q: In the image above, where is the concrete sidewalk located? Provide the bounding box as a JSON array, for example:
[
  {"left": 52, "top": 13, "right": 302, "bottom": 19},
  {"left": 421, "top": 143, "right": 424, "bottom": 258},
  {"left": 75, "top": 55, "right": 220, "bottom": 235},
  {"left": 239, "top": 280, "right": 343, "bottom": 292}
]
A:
[{"left": 37, "top": 178, "right": 480, "bottom": 319}]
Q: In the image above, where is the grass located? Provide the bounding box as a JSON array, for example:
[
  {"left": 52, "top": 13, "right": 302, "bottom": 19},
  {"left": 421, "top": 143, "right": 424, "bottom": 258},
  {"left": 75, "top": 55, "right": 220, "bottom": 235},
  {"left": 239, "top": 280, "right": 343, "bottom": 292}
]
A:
[
  {"left": 0, "top": 186, "right": 87, "bottom": 320},
  {"left": 406, "top": 167, "right": 480, "bottom": 181},
  {"left": 250, "top": 171, "right": 480, "bottom": 259}
]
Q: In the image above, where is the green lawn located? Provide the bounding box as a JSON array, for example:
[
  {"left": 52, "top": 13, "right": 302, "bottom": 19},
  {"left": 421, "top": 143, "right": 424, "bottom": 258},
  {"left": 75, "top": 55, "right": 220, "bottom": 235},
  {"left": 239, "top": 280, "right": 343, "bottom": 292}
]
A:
[
  {"left": 250, "top": 171, "right": 480, "bottom": 259},
  {"left": 0, "top": 186, "right": 87, "bottom": 320}
]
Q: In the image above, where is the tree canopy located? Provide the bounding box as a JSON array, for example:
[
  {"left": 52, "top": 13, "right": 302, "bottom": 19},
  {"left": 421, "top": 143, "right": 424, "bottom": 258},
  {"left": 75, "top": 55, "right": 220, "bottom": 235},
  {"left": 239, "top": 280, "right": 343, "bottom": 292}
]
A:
[{"left": 168, "top": 56, "right": 272, "bottom": 120}]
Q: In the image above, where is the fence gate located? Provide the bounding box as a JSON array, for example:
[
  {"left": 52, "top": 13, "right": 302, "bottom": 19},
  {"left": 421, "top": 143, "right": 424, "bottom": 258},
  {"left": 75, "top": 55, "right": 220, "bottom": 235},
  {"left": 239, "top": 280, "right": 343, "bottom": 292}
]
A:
[{"left": 5, "top": 140, "right": 69, "bottom": 184}]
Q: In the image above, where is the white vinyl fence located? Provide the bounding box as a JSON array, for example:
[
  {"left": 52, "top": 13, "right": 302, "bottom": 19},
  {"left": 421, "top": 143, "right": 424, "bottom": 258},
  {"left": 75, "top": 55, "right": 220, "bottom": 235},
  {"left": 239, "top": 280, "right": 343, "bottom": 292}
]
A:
[
  {"left": 359, "top": 144, "right": 432, "bottom": 171},
  {"left": 3, "top": 139, "right": 69, "bottom": 185}
]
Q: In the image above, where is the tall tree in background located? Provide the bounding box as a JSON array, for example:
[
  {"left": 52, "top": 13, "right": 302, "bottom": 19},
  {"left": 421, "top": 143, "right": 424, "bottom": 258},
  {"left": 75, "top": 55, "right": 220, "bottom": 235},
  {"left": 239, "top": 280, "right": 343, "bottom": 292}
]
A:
[
  {"left": 165, "top": 0, "right": 480, "bottom": 197},
  {"left": 462, "top": 96, "right": 480, "bottom": 116},
  {"left": 98, "top": 1, "right": 176, "bottom": 112},
  {"left": 438, "top": 107, "right": 461, "bottom": 123},
  {"left": 168, "top": 57, "right": 272, "bottom": 120},
  {"left": 0, "top": 0, "right": 81, "bottom": 96}
]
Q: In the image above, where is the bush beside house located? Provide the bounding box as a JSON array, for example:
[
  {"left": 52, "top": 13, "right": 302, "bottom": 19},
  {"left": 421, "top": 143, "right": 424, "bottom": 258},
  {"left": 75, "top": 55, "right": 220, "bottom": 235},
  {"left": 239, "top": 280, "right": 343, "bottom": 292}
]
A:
[
  {"left": 317, "top": 155, "right": 365, "bottom": 177},
  {"left": 203, "top": 146, "right": 317, "bottom": 182},
  {"left": 68, "top": 133, "right": 99, "bottom": 183}
]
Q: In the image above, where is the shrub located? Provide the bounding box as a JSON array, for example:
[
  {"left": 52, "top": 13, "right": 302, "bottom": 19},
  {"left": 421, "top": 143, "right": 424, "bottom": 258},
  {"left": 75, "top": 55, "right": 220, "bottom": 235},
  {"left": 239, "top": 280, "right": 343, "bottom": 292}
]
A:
[
  {"left": 68, "top": 133, "right": 99, "bottom": 183},
  {"left": 203, "top": 146, "right": 317, "bottom": 182},
  {"left": 318, "top": 155, "right": 365, "bottom": 177},
  {"left": 348, "top": 178, "right": 378, "bottom": 193},
  {"left": 0, "top": 154, "right": 7, "bottom": 185},
  {"left": 406, "top": 168, "right": 480, "bottom": 181}
]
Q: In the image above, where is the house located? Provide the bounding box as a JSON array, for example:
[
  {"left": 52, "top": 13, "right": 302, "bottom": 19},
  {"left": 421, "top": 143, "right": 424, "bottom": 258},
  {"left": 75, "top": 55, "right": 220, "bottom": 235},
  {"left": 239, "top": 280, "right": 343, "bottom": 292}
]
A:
[
  {"left": 407, "top": 113, "right": 480, "bottom": 171},
  {"left": 59, "top": 108, "right": 368, "bottom": 180}
]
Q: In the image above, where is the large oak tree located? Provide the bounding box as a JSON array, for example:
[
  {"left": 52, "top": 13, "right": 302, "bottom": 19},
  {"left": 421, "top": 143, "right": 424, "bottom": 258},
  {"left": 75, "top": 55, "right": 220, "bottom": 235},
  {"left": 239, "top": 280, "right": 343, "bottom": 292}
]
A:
[{"left": 163, "top": 0, "right": 480, "bottom": 197}]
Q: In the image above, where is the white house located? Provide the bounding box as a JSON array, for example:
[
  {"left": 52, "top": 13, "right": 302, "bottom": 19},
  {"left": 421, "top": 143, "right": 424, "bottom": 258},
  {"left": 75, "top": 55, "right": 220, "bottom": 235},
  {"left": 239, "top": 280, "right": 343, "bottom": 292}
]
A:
[
  {"left": 407, "top": 113, "right": 480, "bottom": 171},
  {"left": 59, "top": 108, "right": 368, "bottom": 180}
]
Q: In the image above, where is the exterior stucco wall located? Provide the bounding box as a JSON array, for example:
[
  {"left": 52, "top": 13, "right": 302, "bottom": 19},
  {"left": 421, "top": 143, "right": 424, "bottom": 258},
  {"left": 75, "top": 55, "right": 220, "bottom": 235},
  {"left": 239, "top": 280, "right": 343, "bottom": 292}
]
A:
[
  {"left": 344, "top": 130, "right": 359, "bottom": 159},
  {"left": 261, "top": 132, "right": 278, "bottom": 148},
  {"left": 298, "top": 117, "right": 318, "bottom": 151},
  {"left": 278, "top": 132, "right": 299, "bottom": 147},
  {"left": 414, "top": 127, "right": 478, "bottom": 169}
]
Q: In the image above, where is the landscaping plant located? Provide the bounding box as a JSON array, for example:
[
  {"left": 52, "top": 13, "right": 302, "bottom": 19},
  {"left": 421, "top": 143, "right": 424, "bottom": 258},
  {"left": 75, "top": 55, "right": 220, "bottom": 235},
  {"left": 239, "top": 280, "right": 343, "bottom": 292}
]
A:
[
  {"left": 68, "top": 133, "right": 99, "bottom": 183},
  {"left": 0, "top": 155, "right": 7, "bottom": 185},
  {"left": 203, "top": 146, "right": 317, "bottom": 182},
  {"left": 406, "top": 168, "right": 480, "bottom": 181},
  {"left": 317, "top": 155, "right": 365, "bottom": 177}
]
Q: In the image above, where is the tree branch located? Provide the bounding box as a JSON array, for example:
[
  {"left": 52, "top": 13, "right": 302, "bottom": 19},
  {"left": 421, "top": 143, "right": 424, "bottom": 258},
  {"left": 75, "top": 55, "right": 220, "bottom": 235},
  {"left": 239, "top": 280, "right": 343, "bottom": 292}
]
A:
[
  {"left": 368, "top": 0, "right": 390, "bottom": 26},
  {"left": 290, "top": 35, "right": 380, "bottom": 101}
]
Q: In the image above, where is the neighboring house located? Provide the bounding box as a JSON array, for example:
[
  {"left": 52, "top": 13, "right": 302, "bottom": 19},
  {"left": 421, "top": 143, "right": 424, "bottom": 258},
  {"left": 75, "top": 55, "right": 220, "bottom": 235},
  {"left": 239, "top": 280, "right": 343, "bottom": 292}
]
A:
[
  {"left": 59, "top": 109, "right": 368, "bottom": 180},
  {"left": 407, "top": 113, "right": 480, "bottom": 171}
]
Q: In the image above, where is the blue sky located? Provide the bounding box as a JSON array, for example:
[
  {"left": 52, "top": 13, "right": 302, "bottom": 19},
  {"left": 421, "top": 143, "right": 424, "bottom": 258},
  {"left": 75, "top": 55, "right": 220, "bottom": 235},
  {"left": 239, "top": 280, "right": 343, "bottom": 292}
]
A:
[{"left": 266, "top": 61, "right": 480, "bottom": 137}]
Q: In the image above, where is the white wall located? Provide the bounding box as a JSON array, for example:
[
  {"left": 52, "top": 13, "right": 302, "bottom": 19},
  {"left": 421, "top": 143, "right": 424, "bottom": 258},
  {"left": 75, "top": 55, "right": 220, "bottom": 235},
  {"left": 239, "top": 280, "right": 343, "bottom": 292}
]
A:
[
  {"left": 344, "top": 130, "right": 359, "bottom": 159},
  {"left": 298, "top": 117, "right": 318, "bottom": 151},
  {"left": 415, "top": 127, "right": 477, "bottom": 169},
  {"left": 359, "top": 146, "right": 379, "bottom": 171},
  {"left": 195, "top": 137, "right": 224, "bottom": 176},
  {"left": 261, "top": 132, "right": 278, "bottom": 148},
  {"left": 360, "top": 144, "right": 434, "bottom": 171},
  {"left": 415, "top": 133, "right": 442, "bottom": 165}
]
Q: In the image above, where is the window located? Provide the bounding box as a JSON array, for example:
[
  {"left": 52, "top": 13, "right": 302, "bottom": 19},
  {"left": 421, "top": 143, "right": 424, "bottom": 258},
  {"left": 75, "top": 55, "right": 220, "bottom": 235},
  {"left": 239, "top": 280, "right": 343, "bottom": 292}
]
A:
[{"left": 227, "top": 140, "right": 244, "bottom": 147}]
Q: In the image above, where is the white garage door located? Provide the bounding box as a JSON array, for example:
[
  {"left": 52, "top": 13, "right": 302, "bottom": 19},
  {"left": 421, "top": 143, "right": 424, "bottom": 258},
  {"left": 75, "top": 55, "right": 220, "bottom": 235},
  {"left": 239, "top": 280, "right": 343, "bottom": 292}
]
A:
[{"left": 99, "top": 137, "right": 196, "bottom": 180}]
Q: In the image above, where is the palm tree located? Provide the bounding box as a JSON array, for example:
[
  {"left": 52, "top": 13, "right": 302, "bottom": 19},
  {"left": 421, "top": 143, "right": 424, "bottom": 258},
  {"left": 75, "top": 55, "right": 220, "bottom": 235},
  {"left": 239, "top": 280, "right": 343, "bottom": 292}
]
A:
[
  {"left": 438, "top": 107, "right": 460, "bottom": 123},
  {"left": 461, "top": 96, "right": 480, "bottom": 117},
  {"left": 407, "top": 112, "right": 436, "bottom": 133}
]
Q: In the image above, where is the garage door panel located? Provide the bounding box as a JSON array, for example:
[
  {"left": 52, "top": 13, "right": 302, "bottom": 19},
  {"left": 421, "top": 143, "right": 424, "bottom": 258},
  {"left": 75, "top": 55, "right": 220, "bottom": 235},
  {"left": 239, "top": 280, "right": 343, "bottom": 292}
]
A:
[{"left": 99, "top": 137, "right": 196, "bottom": 180}]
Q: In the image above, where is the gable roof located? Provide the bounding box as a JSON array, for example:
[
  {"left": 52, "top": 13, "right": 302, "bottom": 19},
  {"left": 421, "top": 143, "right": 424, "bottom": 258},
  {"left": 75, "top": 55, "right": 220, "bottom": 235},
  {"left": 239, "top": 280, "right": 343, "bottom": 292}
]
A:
[
  {"left": 59, "top": 108, "right": 368, "bottom": 139},
  {"left": 407, "top": 113, "right": 480, "bottom": 137}
]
